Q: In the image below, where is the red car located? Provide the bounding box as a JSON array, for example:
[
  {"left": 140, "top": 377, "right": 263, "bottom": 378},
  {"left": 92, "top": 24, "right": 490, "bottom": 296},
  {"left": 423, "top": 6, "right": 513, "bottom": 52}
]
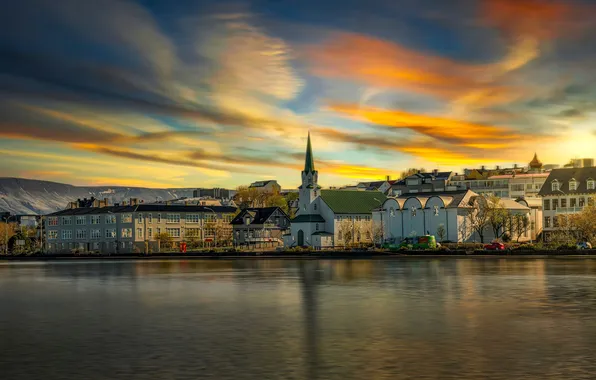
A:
[{"left": 484, "top": 242, "right": 505, "bottom": 251}]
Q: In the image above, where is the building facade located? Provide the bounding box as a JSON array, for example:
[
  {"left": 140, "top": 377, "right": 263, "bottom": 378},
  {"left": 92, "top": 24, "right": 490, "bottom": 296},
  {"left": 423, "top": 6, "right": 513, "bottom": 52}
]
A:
[
  {"left": 231, "top": 207, "right": 290, "bottom": 248},
  {"left": 45, "top": 202, "right": 237, "bottom": 254},
  {"left": 373, "top": 190, "right": 533, "bottom": 243},
  {"left": 284, "top": 133, "right": 387, "bottom": 249},
  {"left": 249, "top": 180, "right": 282, "bottom": 194},
  {"left": 390, "top": 170, "right": 455, "bottom": 196},
  {"left": 538, "top": 167, "right": 596, "bottom": 241}
]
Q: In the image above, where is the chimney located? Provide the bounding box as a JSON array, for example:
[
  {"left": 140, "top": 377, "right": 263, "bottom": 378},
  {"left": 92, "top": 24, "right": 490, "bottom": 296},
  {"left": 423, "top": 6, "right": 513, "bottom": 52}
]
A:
[
  {"left": 432, "top": 169, "right": 438, "bottom": 176},
  {"left": 104, "top": 198, "right": 109, "bottom": 207},
  {"left": 496, "top": 165, "right": 500, "bottom": 170},
  {"left": 129, "top": 198, "right": 138, "bottom": 206},
  {"left": 386, "top": 175, "right": 390, "bottom": 181},
  {"left": 481, "top": 165, "right": 486, "bottom": 170},
  {"left": 514, "top": 164, "right": 518, "bottom": 169}
]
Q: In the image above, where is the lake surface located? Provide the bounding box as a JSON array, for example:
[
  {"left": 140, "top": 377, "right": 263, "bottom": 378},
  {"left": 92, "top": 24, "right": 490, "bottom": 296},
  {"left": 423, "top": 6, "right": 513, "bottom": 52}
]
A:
[{"left": 2, "top": 259, "right": 596, "bottom": 379}]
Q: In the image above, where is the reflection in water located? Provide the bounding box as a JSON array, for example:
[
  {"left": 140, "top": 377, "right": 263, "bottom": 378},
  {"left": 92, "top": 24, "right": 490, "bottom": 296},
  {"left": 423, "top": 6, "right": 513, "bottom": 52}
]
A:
[{"left": 2, "top": 259, "right": 596, "bottom": 379}]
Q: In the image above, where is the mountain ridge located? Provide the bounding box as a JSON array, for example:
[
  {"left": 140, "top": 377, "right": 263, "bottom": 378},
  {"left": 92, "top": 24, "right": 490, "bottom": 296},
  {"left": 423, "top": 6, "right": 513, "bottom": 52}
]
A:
[{"left": 0, "top": 177, "right": 200, "bottom": 215}]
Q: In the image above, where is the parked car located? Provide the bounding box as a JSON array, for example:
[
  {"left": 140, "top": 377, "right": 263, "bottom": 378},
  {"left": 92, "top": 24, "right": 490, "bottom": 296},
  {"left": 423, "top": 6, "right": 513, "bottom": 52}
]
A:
[
  {"left": 484, "top": 242, "right": 505, "bottom": 251},
  {"left": 577, "top": 241, "right": 593, "bottom": 250}
]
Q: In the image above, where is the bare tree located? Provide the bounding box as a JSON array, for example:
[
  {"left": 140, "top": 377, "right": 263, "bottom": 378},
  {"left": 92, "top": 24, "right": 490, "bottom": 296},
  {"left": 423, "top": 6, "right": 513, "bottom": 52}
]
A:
[
  {"left": 337, "top": 219, "right": 353, "bottom": 247},
  {"left": 436, "top": 224, "right": 446, "bottom": 242},
  {"left": 511, "top": 214, "right": 530, "bottom": 242},
  {"left": 466, "top": 196, "right": 491, "bottom": 243},
  {"left": 486, "top": 195, "right": 510, "bottom": 240}
]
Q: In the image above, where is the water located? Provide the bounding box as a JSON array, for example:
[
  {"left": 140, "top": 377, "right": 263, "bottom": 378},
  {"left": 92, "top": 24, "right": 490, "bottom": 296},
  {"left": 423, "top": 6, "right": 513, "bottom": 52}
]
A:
[{"left": 2, "top": 259, "right": 596, "bottom": 380}]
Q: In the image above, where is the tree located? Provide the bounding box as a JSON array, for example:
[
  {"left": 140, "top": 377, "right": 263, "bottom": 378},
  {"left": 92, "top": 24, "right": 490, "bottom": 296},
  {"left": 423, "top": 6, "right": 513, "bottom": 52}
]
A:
[
  {"left": 399, "top": 168, "right": 427, "bottom": 179},
  {"left": 486, "top": 195, "right": 510, "bottom": 240},
  {"left": 565, "top": 197, "right": 596, "bottom": 244},
  {"left": 234, "top": 186, "right": 261, "bottom": 209},
  {"left": 155, "top": 232, "right": 173, "bottom": 249},
  {"left": 466, "top": 196, "right": 491, "bottom": 243},
  {"left": 362, "top": 220, "right": 384, "bottom": 246},
  {"left": 511, "top": 214, "right": 530, "bottom": 242},
  {"left": 0, "top": 222, "right": 16, "bottom": 255},
  {"left": 436, "top": 224, "right": 446, "bottom": 242},
  {"left": 337, "top": 219, "right": 353, "bottom": 247}
]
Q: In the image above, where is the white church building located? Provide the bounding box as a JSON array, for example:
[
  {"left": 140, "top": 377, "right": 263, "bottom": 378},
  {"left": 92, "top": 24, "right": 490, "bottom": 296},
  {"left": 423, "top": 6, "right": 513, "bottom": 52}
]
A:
[{"left": 283, "top": 133, "right": 387, "bottom": 248}]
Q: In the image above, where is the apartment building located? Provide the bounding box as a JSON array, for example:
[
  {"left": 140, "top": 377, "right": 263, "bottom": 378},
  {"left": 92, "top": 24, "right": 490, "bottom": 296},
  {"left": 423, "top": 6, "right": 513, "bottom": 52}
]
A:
[
  {"left": 390, "top": 170, "right": 456, "bottom": 196},
  {"left": 450, "top": 176, "right": 511, "bottom": 198},
  {"left": 45, "top": 200, "right": 237, "bottom": 254},
  {"left": 538, "top": 167, "right": 596, "bottom": 241}
]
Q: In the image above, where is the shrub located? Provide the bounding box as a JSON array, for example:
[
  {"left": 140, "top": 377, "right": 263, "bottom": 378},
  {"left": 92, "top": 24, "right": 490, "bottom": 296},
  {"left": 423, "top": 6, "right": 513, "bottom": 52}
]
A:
[{"left": 557, "top": 243, "right": 577, "bottom": 251}]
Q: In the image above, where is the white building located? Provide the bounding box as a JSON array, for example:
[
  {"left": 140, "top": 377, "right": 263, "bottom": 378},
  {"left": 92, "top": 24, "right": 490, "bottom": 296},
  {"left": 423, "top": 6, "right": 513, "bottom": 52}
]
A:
[
  {"left": 284, "top": 133, "right": 386, "bottom": 248},
  {"left": 373, "top": 190, "right": 534, "bottom": 243},
  {"left": 538, "top": 167, "right": 596, "bottom": 241}
]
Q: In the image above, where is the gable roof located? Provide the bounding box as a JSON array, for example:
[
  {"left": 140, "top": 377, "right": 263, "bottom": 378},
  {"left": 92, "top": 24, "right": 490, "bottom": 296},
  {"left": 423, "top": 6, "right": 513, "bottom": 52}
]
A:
[
  {"left": 249, "top": 180, "right": 278, "bottom": 188},
  {"left": 538, "top": 167, "right": 596, "bottom": 196},
  {"left": 320, "top": 190, "right": 386, "bottom": 214},
  {"left": 291, "top": 214, "right": 326, "bottom": 223},
  {"left": 230, "top": 207, "right": 287, "bottom": 225},
  {"left": 393, "top": 189, "right": 473, "bottom": 208}
]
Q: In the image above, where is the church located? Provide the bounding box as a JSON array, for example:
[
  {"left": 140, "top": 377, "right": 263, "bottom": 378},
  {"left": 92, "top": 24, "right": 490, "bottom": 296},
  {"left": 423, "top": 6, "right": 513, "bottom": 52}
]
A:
[{"left": 283, "top": 133, "right": 387, "bottom": 248}]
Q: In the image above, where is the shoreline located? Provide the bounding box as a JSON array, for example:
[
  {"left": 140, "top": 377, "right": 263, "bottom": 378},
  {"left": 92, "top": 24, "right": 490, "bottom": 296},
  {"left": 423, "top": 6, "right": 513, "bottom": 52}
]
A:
[{"left": 1, "top": 251, "right": 596, "bottom": 261}]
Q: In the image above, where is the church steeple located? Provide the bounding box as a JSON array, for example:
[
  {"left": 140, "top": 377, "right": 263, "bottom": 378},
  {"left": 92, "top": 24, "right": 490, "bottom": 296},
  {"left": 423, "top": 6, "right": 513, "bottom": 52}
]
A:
[{"left": 304, "top": 131, "right": 315, "bottom": 173}]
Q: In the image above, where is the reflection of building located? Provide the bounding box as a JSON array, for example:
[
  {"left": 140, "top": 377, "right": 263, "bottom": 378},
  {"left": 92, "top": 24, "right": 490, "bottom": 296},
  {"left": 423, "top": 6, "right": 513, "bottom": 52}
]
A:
[
  {"left": 231, "top": 207, "right": 290, "bottom": 248},
  {"left": 285, "top": 133, "right": 386, "bottom": 248},
  {"left": 538, "top": 167, "right": 596, "bottom": 241},
  {"left": 45, "top": 199, "right": 237, "bottom": 254}
]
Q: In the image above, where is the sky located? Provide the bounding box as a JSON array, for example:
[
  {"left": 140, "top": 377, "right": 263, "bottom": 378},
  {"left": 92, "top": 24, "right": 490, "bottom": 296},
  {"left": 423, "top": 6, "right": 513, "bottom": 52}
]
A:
[{"left": 1, "top": 0, "right": 596, "bottom": 189}]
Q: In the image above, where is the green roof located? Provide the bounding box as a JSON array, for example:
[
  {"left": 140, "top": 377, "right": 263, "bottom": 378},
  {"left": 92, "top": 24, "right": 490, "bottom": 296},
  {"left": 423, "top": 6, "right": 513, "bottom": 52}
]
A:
[
  {"left": 304, "top": 131, "right": 315, "bottom": 173},
  {"left": 291, "top": 214, "right": 326, "bottom": 223},
  {"left": 320, "top": 190, "right": 386, "bottom": 214},
  {"left": 311, "top": 231, "right": 333, "bottom": 236}
]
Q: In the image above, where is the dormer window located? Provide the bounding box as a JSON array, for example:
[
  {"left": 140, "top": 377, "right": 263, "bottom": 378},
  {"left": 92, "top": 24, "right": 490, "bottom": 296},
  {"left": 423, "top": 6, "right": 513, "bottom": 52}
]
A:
[
  {"left": 569, "top": 179, "right": 578, "bottom": 191},
  {"left": 588, "top": 179, "right": 595, "bottom": 190},
  {"left": 551, "top": 180, "right": 560, "bottom": 192},
  {"left": 244, "top": 217, "right": 251, "bottom": 225}
]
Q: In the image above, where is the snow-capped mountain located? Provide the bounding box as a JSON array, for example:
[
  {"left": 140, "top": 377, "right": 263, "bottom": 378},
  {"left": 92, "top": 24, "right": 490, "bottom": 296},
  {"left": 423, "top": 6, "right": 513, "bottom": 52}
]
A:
[{"left": 0, "top": 178, "right": 197, "bottom": 215}]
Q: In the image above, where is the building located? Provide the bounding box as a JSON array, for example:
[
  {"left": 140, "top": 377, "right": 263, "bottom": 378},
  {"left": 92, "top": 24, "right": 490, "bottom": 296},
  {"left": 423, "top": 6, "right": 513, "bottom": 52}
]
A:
[
  {"left": 566, "top": 158, "right": 595, "bottom": 168},
  {"left": 450, "top": 176, "right": 511, "bottom": 198},
  {"left": 341, "top": 178, "right": 394, "bottom": 194},
  {"left": 284, "top": 132, "right": 387, "bottom": 248},
  {"left": 44, "top": 199, "right": 237, "bottom": 254},
  {"left": 516, "top": 197, "right": 543, "bottom": 242},
  {"left": 538, "top": 167, "right": 596, "bottom": 241},
  {"left": 192, "top": 188, "right": 233, "bottom": 199},
  {"left": 230, "top": 207, "right": 290, "bottom": 248},
  {"left": 390, "top": 170, "right": 455, "bottom": 195},
  {"left": 373, "top": 190, "right": 533, "bottom": 243},
  {"left": 492, "top": 172, "right": 549, "bottom": 199},
  {"left": 249, "top": 180, "right": 281, "bottom": 194}
]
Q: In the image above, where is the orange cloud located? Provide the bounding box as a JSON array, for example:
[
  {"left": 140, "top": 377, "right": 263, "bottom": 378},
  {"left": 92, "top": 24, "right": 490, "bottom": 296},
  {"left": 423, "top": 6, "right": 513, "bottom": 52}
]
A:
[{"left": 327, "top": 103, "right": 522, "bottom": 144}]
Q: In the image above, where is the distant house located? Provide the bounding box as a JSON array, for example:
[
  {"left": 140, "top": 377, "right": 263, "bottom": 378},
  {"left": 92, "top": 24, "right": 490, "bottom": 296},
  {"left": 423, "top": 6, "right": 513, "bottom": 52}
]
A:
[
  {"left": 249, "top": 180, "right": 281, "bottom": 194},
  {"left": 230, "top": 207, "right": 290, "bottom": 248},
  {"left": 390, "top": 170, "right": 455, "bottom": 196}
]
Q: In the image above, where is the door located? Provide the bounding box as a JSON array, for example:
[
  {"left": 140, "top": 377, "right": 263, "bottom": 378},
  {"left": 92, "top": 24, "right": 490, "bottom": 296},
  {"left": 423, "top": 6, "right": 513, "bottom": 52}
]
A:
[{"left": 297, "top": 230, "right": 304, "bottom": 246}]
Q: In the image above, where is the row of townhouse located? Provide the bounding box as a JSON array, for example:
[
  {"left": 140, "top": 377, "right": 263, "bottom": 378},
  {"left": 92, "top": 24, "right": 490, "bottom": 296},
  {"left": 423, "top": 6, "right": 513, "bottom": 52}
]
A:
[{"left": 45, "top": 202, "right": 237, "bottom": 254}]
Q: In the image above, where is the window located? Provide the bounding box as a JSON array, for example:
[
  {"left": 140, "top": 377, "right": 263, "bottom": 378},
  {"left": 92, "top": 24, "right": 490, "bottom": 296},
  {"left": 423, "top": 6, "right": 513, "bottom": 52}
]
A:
[
  {"left": 553, "top": 216, "right": 559, "bottom": 228},
  {"left": 588, "top": 179, "right": 595, "bottom": 190},
  {"left": 137, "top": 228, "right": 143, "bottom": 238},
  {"left": 314, "top": 203, "right": 317, "bottom": 211},
  {"left": 76, "top": 229, "right": 87, "bottom": 239},
  {"left": 90, "top": 215, "right": 101, "bottom": 224},
  {"left": 544, "top": 217, "right": 550, "bottom": 228},
  {"left": 106, "top": 214, "right": 116, "bottom": 224},
  {"left": 561, "top": 199, "right": 567, "bottom": 208},
  {"left": 121, "top": 214, "right": 132, "bottom": 223},
  {"left": 579, "top": 197, "right": 585, "bottom": 207},
  {"left": 526, "top": 183, "right": 533, "bottom": 190},
  {"left": 186, "top": 228, "right": 201, "bottom": 237},
  {"left": 315, "top": 223, "right": 319, "bottom": 231},
  {"left": 570, "top": 198, "right": 577, "bottom": 207},
  {"left": 90, "top": 229, "right": 101, "bottom": 239},
  {"left": 313, "top": 190, "right": 317, "bottom": 197},
  {"left": 157, "top": 213, "right": 161, "bottom": 223},
  {"left": 569, "top": 180, "right": 578, "bottom": 191},
  {"left": 62, "top": 230, "right": 72, "bottom": 240},
  {"left": 186, "top": 214, "right": 200, "bottom": 223},
  {"left": 551, "top": 181, "right": 560, "bottom": 192},
  {"left": 48, "top": 230, "right": 58, "bottom": 239},
  {"left": 552, "top": 199, "right": 559, "bottom": 210},
  {"left": 511, "top": 184, "right": 525, "bottom": 192},
  {"left": 76, "top": 216, "right": 86, "bottom": 225},
  {"left": 543, "top": 200, "right": 550, "bottom": 210},
  {"left": 411, "top": 207, "right": 416, "bottom": 217},
  {"left": 166, "top": 228, "right": 180, "bottom": 237},
  {"left": 62, "top": 216, "right": 72, "bottom": 225},
  {"left": 205, "top": 214, "right": 216, "bottom": 223},
  {"left": 106, "top": 229, "right": 116, "bottom": 238},
  {"left": 137, "top": 214, "right": 143, "bottom": 223},
  {"left": 166, "top": 214, "right": 180, "bottom": 223},
  {"left": 157, "top": 227, "right": 161, "bottom": 235},
  {"left": 48, "top": 217, "right": 59, "bottom": 226},
  {"left": 148, "top": 214, "right": 152, "bottom": 224},
  {"left": 148, "top": 228, "right": 153, "bottom": 239},
  {"left": 121, "top": 228, "right": 132, "bottom": 238}
]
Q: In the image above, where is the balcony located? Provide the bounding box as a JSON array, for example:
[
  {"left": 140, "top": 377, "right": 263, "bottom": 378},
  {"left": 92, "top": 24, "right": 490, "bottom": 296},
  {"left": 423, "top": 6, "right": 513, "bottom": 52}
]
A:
[{"left": 555, "top": 207, "right": 584, "bottom": 214}]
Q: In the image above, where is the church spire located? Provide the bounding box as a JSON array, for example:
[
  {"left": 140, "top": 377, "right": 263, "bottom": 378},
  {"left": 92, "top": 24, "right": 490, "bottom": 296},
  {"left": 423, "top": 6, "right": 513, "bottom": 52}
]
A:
[{"left": 304, "top": 131, "right": 315, "bottom": 173}]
